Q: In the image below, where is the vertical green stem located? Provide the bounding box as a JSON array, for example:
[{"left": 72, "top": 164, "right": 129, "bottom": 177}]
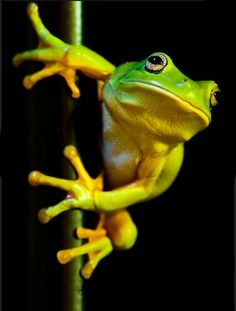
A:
[{"left": 60, "top": 2, "right": 84, "bottom": 311}]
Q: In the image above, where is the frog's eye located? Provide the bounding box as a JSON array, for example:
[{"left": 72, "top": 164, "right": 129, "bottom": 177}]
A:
[
  {"left": 145, "top": 54, "right": 167, "bottom": 73},
  {"left": 210, "top": 86, "right": 221, "bottom": 109}
]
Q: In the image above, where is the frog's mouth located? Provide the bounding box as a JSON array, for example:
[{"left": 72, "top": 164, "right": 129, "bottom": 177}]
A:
[{"left": 121, "top": 80, "right": 211, "bottom": 126}]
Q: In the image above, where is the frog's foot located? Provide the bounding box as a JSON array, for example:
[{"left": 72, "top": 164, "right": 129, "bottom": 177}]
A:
[
  {"left": 12, "top": 3, "right": 115, "bottom": 98},
  {"left": 13, "top": 48, "right": 80, "bottom": 98},
  {"left": 12, "top": 3, "right": 80, "bottom": 98},
  {"left": 28, "top": 145, "right": 103, "bottom": 223},
  {"left": 57, "top": 211, "right": 138, "bottom": 279},
  {"left": 57, "top": 215, "right": 113, "bottom": 279},
  {"left": 22, "top": 62, "right": 80, "bottom": 98}
]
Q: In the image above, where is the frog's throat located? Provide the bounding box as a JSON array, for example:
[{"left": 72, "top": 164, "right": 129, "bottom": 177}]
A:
[{"left": 122, "top": 81, "right": 211, "bottom": 126}]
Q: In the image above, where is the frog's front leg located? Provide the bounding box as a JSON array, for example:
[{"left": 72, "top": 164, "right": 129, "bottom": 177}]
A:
[
  {"left": 12, "top": 2, "right": 115, "bottom": 98},
  {"left": 29, "top": 145, "right": 139, "bottom": 278},
  {"left": 30, "top": 143, "right": 163, "bottom": 222}
]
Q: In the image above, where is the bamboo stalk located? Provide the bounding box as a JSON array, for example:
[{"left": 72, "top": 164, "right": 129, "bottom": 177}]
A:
[{"left": 60, "top": 2, "right": 84, "bottom": 311}]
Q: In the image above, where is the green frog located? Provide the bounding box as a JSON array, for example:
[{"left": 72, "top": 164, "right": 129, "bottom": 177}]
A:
[{"left": 13, "top": 2, "right": 220, "bottom": 279}]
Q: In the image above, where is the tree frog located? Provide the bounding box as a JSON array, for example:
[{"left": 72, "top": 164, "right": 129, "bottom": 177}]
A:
[{"left": 13, "top": 3, "right": 220, "bottom": 279}]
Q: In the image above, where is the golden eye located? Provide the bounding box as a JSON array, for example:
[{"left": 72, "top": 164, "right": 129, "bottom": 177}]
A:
[
  {"left": 145, "top": 53, "right": 167, "bottom": 73},
  {"left": 210, "top": 86, "right": 221, "bottom": 109}
]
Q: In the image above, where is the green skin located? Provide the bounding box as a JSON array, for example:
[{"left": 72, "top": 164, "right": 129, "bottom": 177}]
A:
[
  {"left": 12, "top": 2, "right": 220, "bottom": 279},
  {"left": 100, "top": 52, "right": 218, "bottom": 192}
]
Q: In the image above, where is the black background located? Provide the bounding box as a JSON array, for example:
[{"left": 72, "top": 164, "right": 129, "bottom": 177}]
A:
[{"left": 2, "top": 1, "right": 234, "bottom": 311}]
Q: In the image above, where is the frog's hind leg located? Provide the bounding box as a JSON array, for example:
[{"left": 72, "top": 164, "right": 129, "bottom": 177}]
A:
[
  {"left": 105, "top": 210, "right": 138, "bottom": 251},
  {"left": 57, "top": 210, "right": 138, "bottom": 279},
  {"left": 57, "top": 214, "right": 113, "bottom": 279}
]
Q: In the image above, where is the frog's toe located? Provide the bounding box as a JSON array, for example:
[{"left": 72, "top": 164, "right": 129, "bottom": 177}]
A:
[
  {"left": 27, "top": 2, "right": 38, "bottom": 16},
  {"left": 57, "top": 234, "right": 113, "bottom": 279},
  {"left": 38, "top": 208, "right": 51, "bottom": 224},
  {"left": 76, "top": 227, "right": 106, "bottom": 239},
  {"left": 23, "top": 75, "right": 34, "bottom": 89},
  {"left": 81, "top": 238, "right": 113, "bottom": 279},
  {"left": 57, "top": 249, "right": 74, "bottom": 264},
  {"left": 59, "top": 68, "right": 81, "bottom": 99},
  {"left": 12, "top": 54, "right": 22, "bottom": 67},
  {"left": 80, "top": 262, "right": 94, "bottom": 280},
  {"left": 37, "top": 198, "right": 81, "bottom": 223}
]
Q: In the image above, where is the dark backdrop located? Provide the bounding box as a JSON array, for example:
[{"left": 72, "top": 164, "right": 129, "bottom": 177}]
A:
[{"left": 2, "top": 1, "right": 233, "bottom": 311}]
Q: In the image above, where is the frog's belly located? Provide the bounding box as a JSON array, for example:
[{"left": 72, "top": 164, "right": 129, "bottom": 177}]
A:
[
  {"left": 101, "top": 104, "right": 141, "bottom": 189},
  {"left": 103, "top": 149, "right": 140, "bottom": 189}
]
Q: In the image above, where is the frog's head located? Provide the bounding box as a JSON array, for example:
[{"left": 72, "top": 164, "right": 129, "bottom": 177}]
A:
[{"left": 103, "top": 52, "right": 220, "bottom": 143}]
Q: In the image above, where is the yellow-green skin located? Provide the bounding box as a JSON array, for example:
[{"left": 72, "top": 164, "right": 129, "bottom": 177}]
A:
[{"left": 13, "top": 2, "right": 220, "bottom": 279}]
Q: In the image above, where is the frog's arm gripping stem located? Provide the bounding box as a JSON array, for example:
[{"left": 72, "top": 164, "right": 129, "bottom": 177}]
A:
[
  {"left": 12, "top": 2, "right": 115, "bottom": 98},
  {"left": 12, "top": 3, "right": 136, "bottom": 279},
  {"left": 29, "top": 145, "right": 138, "bottom": 279}
]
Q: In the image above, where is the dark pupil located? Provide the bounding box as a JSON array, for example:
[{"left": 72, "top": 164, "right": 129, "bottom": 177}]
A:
[{"left": 149, "top": 55, "right": 163, "bottom": 65}]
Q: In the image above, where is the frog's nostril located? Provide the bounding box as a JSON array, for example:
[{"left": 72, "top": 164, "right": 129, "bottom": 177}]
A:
[{"left": 176, "top": 78, "right": 188, "bottom": 88}]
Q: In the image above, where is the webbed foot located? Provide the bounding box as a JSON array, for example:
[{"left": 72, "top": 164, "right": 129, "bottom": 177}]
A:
[
  {"left": 28, "top": 146, "right": 138, "bottom": 278},
  {"left": 12, "top": 3, "right": 115, "bottom": 98},
  {"left": 56, "top": 210, "right": 138, "bottom": 279},
  {"left": 12, "top": 3, "right": 80, "bottom": 98},
  {"left": 57, "top": 215, "right": 113, "bottom": 279},
  {"left": 29, "top": 145, "right": 103, "bottom": 223}
]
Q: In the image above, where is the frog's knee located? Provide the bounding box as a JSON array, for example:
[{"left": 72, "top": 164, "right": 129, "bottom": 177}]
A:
[
  {"left": 111, "top": 221, "right": 137, "bottom": 250},
  {"left": 105, "top": 211, "right": 138, "bottom": 251}
]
